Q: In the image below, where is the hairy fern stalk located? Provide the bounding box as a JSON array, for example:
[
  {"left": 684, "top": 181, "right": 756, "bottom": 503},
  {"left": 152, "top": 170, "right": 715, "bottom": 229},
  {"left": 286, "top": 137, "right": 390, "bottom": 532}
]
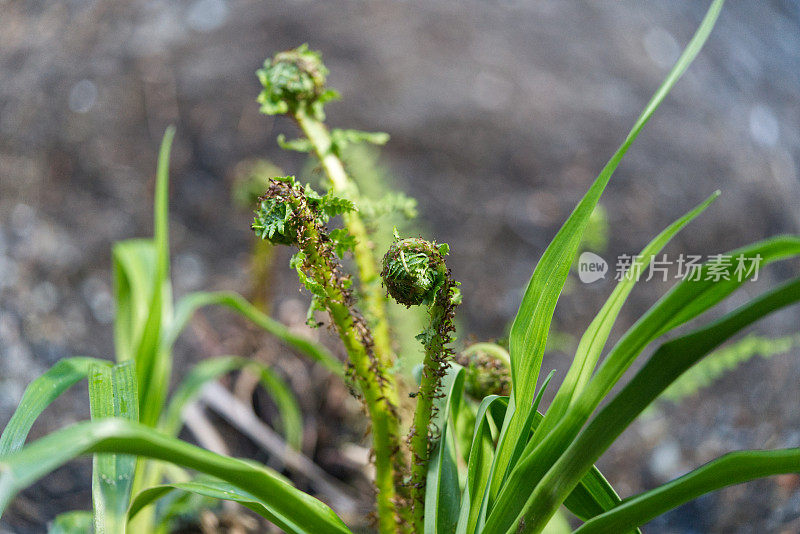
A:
[{"left": 2, "top": 1, "right": 800, "bottom": 533}]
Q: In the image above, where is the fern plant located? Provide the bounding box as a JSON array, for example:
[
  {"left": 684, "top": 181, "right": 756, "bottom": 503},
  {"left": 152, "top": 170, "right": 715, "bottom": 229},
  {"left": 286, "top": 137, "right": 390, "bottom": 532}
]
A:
[{"left": 2, "top": 1, "right": 799, "bottom": 533}]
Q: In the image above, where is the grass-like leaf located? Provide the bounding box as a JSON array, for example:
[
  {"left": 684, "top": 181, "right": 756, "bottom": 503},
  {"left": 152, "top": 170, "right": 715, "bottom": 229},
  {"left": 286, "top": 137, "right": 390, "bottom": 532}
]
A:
[
  {"left": 0, "top": 419, "right": 352, "bottom": 534},
  {"left": 0, "top": 357, "right": 110, "bottom": 456},
  {"left": 574, "top": 448, "right": 800, "bottom": 534},
  {"left": 487, "top": 236, "right": 800, "bottom": 534},
  {"left": 578, "top": 236, "right": 800, "bottom": 421},
  {"left": 536, "top": 191, "right": 719, "bottom": 442},
  {"left": 456, "top": 395, "right": 507, "bottom": 534},
  {"left": 112, "top": 239, "right": 157, "bottom": 364},
  {"left": 168, "top": 291, "right": 341, "bottom": 375},
  {"left": 425, "top": 365, "right": 465, "bottom": 534},
  {"left": 129, "top": 477, "right": 307, "bottom": 533},
  {"left": 135, "top": 127, "right": 176, "bottom": 427},
  {"left": 562, "top": 466, "right": 634, "bottom": 531},
  {"left": 88, "top": 361, "right": 138, "bottom": 533},
  {"left": 498, "top": 370, "right": 556, "bottom": 488},
  {"left": 514, "top": 275, "right": 800, "bottom": 532},
  {"left": 492, "top": 0, "right": 726, "bottom": 499}
]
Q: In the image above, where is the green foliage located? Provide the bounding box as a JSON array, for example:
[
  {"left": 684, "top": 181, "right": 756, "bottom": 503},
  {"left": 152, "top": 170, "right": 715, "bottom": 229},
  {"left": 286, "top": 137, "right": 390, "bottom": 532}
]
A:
[
  {"left": 0, "top": 420, "right": 352, "bottom": 534},
  {"left": 379, "top": 235, "right": 461, "bottom": 530},
  {"left": 277, "top": 134, "right": 314, "bottom": 153},
  {"left": 252, "top": 194, "right": 298, "bottom": 245},
  {"left": 4, "top": 3, "right": 800, "bottom": 534},
  {"left": 455, "top": 343, "right": 512, "bottom": 399},
  {"left": 381, "top": 237, "right": 450, "bottom": 307},
  {"left": 89, "top": 361, "right": 138, "bottom": 534},
  {"left": 330, "top": 128, "right": 390, "bottom": 156},
  {"left": 1, "top": 130, "right": 335, "bottom": 533},
  {"left": 253, "top": 175, "right": 406, "bottom": 533},
  {"left": 252, "top": 175, "right": 356, "bottom": 249},
  {"left": 256, "top": 43, "right": 339, "bottom": 120}
]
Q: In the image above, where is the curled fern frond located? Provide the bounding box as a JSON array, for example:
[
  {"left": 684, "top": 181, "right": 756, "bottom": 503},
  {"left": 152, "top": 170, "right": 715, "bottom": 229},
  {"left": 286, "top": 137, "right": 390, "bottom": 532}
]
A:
[
  {"left": 455, "top": 343, "right": 512, "bottom": 399},
  {"left": 381, "top": 238, "right": 450, "bottom": 307},
  {"left": 256, "top": 44, "right": 339, "bottom": 120},
  {"left": 381, "top": 235, "right": 460, "bottom": 530},
  {"left": 251, "top": 177, "right": 406, "bottom": 529},
  {"left": 251, "top": 175, "right": 354, "bottom": 249}
]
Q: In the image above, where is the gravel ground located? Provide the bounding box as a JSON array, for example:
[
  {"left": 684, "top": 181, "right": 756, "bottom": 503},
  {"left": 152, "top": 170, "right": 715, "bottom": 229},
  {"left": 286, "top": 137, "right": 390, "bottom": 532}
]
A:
[{"left": 1, "top": 1, "right": 799, "bottom": 532}]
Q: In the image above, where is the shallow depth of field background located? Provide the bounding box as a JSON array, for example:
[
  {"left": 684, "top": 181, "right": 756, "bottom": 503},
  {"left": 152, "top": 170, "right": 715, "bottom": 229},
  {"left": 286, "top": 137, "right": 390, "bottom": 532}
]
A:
[{"left": 1, "top": 1, "right": 800, "bottom": 532}]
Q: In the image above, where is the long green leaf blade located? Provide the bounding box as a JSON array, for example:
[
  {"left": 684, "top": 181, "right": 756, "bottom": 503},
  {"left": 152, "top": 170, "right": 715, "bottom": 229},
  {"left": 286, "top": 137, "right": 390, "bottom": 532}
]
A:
[
  {"left": 574, "top": 449, "right": 800, "bottom": 534},
  {"left": 0, "top": 419, "right": 351, "bottom": 534},
  {"left": 136, "top": 127, "right": 175, "bottom": 427},
  {"left": 129, "top": 478, "right": 303, "bottom": 534},
  {"left": 168, "top": 291, "right": 341, "bottom": 375},
  {"left": 456, "top": 395, "right": 507, "bottom": 534},
  {"left": 515, "top": 275, "right": 800, "bottom": 532},
  {"left": 536, "top": 192, "right": 719, "bottom": 442},
  {"left": 493, "top": 0, "right": 726, "bottom": 498},
  {"left": 563, "top": 465, "right": 633, "bottom": 528},
  {"left": 425, "top": 365, "right": 465, "bottom": 534},
  {"left": 468, "top": 406, "right": 638, "bottom": 533},
  {"left": 89, "top": 362, "right": 139, "bottom": 534},
  {"left": 580, "top": 236, "right": 800, "bottom": 417},
  {"left": 499, "top": 370, "right": 556, "bottom": 488},
  {"left": 487, "top": 237, "right": 800, "bottom": 534},
  {"left": 0, "top": 357, "right": 110, "bottom": 456},
  {"left": 112, "top": 239, "right": 157, "bottom": 364}
]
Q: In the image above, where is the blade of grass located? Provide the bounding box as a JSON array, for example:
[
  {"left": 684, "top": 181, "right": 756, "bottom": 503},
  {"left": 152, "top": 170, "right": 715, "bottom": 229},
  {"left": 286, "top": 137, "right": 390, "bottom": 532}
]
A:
[
  {"left": 167, "top": 291, "right": 341, "bottom": 375},
  {"left": 199, "top": 381, "right": 360, "bottom": 514},
  {"left": 579, "top": 237, "right": 800, "bottom": 423},
  {"left": 48, "top": 510, "right": 94, "bottom": 534},
  {"left": 499, "top": 370, "right": 556, "bottom": 487},
  {"left": 574, "top": 448, "right": 800, "bottom": 534},
  {"left": 161, "top": 356, "right": 303, "bottom": 450},
  {"left": 112, "top": 240, "right": 157, "bottom": 364},
  {"left": 487, "top": 237, "right": 800, "bottom": 534},
  {"left": 0, "top": 419, "right": 352, "bottom": 534},
  {"left": 536, "top": 191, "right": 719, "bottom": 443},
  {"left": 89, "top": 362, "right": 138, "bottom": 534},
  {"left": 0, "top": 357, "right": 110, "bottom": 456},
  {"left": 491, "top": 0, "right": 726, "bottom": 499},
  {"left": 563, "top": 465, "right": 634, "bottom": 529},
  {"left": 425, "top": 365, "right": 465, "bottom": 534},
  {"left": 456, "top": 395, "right": 508, "bottom": 534},
  {"left": 135, "top": 127, "right": 175, "bottom": 427},
  {"left": 129, "top": 477, "right": 304, "bottom": 534},
  {"left": 472, "top": 409, "right": 634, "bottom": 534},
  {"left": 514, "top": 275, "right": 800, "bottom": 533}
]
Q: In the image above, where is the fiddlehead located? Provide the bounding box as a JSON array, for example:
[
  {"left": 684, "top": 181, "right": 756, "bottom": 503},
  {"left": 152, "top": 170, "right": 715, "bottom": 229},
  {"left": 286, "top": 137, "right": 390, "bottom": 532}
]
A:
[{"left": 381, "top": 236, "right": 461, "bottom": 530}]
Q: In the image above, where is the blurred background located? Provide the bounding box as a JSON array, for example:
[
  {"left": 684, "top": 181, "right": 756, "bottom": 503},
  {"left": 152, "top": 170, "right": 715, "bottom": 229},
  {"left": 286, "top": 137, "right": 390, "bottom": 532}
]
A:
[{"left": 1, "top": 0, "right": 799, "bottom": 532}]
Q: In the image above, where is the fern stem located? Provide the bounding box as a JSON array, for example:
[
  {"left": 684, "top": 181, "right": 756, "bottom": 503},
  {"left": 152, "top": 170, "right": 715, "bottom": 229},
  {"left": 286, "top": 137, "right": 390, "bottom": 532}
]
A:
[
  {"left": 300, "top": 220, "right": 404, "bottom": 534},
  {"left": 294, "top": 108, "right": 412, "bottom": 530},
  {"left": 407, "top": 283, "right": 457, "bottom": 531},
  {"left": 294, "top": 108, "right": 397, "bottom": 380}
]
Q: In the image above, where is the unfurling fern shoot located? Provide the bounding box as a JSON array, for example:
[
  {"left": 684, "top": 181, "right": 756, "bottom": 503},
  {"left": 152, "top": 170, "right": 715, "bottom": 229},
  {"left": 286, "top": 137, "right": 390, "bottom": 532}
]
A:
[
  {"left": 381, "top": 236, "right": 461, "bottom": 531},
  {"left": 253, "top": 176, "right": 406, "bottom": 534}
]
